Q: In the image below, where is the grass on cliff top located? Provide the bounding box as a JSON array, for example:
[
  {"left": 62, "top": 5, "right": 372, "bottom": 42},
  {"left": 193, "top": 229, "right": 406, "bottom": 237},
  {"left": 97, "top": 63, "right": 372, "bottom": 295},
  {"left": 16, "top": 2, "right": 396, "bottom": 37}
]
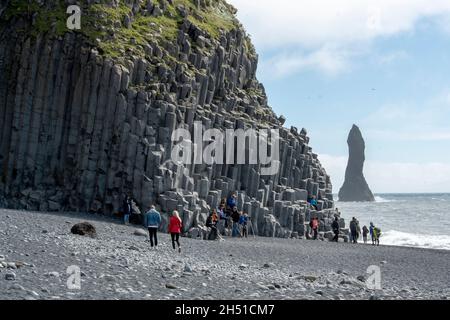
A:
[
  {"left": 3, "top": 0, "right": 67, "bottom": 36},
  {"left": 2, "top": 0, "right": 257, "bottom": 69}
]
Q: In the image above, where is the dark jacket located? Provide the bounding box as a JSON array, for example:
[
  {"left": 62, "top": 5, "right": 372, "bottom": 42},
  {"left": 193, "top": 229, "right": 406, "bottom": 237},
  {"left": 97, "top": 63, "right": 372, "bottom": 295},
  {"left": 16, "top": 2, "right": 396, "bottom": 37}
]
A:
[
  {"left": 123, "top": 198, "right": 132, "bottom": 215},
  {"left": 332, "top": 220, "right": 340, "bottom": 232},
  {"left": 231, "top": 210, "right": 240, "bottom": 223},
  {"left": 349, "top": 220, "right": 357, "bottom": 232},
  {"left": 227, "top": 196, "right": 237, "bottom": 209}
]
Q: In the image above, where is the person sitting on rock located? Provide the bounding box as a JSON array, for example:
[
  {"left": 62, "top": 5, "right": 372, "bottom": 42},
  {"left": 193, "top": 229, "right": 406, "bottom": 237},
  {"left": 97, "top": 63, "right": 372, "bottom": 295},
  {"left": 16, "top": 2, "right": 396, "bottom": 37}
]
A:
[
  {"left": 220, "top": 197, "right": 227, "bottom": 208},
  {"left": 168, "top": 210, "right": 183, "bottom": 253},
  {"left": 144, "top": 205, "right": 161, "bottom": 249},
  {"left": 227, "top": 193, "right": 237, "bottom": 211},
  {"left": 331, "top": 216, "right": 340, "bottom": 242},
  {"left": 217, "top": 204, "right": 227, "bottom": 229},
  {"left": 309, "top": 195, "right": 318, "bottom": 210},
  {"left": 239, "top": 212, "right": 249, "bottom": 238},
  {"left": 362, "top": 225, "right": 369, "bottom": 244},
  {"left": 349, "top": 217, "right": 358, "bottom": 244},
  {"left": 231, "top": 206, "right": 241, "bottom": 237},
  {"left": 309, "top": 217, "right": 320, "bottom": 240}
]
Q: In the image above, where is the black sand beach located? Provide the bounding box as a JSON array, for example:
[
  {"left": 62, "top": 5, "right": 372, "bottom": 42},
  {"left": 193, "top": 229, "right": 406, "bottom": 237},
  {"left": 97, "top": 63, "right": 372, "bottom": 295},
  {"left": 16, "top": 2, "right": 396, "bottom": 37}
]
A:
[{"left": 1, "top": 209, "right": 449, "bottom": 300}]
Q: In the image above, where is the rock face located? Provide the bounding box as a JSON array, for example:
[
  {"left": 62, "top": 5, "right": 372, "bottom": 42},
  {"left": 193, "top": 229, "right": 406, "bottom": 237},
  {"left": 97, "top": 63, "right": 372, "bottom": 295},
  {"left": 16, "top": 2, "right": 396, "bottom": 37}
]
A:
[
  {"left": 338, "top": 125, "right": 374, "bottom": 202},
  {"left": 0, "top": 0, "right": 341, "bottom": 237}
]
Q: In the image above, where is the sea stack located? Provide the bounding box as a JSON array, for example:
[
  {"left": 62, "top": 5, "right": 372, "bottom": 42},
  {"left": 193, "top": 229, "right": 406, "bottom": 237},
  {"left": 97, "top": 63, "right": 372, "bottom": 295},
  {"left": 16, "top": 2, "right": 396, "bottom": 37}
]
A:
[{"left": 338, "top": 125, "right": 375, "bottom": 202}]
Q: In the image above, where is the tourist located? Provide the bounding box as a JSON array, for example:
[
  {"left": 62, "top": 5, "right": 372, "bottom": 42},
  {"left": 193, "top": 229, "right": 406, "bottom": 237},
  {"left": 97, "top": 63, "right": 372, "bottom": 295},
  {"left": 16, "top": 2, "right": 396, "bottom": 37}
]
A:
[
  {"left": 356, "top": 219, "right": 361, "bottom": 241},
  {"left": 144, "top": 205, "right": 161, "bottom": 249},
  {"left": 309, "top": 217, "right": 319, "bottom": 240},
  {"left": 168, "top": 210, "right": 183, "bottom": 253},
  {"left": 206, "top": 209, "right": 219, "bottom": 240},
  {"left": 350, "top": 217, "right": 358, "bottom": 243},
  {"left": 227, "top": 193, "right": 237, "bottom": 210},
  {"left": 239, "top": 212, "right": 249, "bottom": 238},
  {"left": 220, "top": 197, "right": 227, "bottom": 208},
  {"left": 122, "top": 194, "right": 132, "bottom": 225},
  {"left": 369, "top": 222, "right": 376, "bottom": 245},
  {"left": 231, "top": 206, "right": 241, "bottom": 237},
  {"left": 309, "top": 195, "right": 318, "bottom": 210},
  {"left": 362, "top": 225, "right": 369, "bottom": 244},
  {"left": 373, "top": 226, "right": 381, "bottom": 246},
  {"left": 331, "top": 216, "right": 340, "bottom": 242}
]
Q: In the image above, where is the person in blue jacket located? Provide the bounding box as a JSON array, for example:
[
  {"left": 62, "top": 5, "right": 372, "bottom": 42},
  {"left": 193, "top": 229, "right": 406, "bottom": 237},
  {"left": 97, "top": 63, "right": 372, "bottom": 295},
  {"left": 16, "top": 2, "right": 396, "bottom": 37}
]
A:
[
  {"left": 144, "top": 205, "right": 161, "bottom": 249},
  {"left": 239, "top": 212, "right": 249, "bottom": 238},
  {"left": 227, "top": 193, "right": 237, "bottom": 208}
]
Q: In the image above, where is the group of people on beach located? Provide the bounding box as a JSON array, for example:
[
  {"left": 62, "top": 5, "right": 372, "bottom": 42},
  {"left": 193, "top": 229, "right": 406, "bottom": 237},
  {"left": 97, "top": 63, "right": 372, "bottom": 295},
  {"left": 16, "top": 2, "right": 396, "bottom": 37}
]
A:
[
  {"left": 122, "top": 192, "right": 251, "bottom": 252},
  {"left": 123, "top": 195, "right": 182, "bottom": 252},
  {"left": 205, "top": 192, "right": 251, "bottom": 241},
  {"left": 349, "top": 217, "right": 381, "bottom": 246},
  {"left": 123, "top": 191, "right": 381, "bottom": 251}
]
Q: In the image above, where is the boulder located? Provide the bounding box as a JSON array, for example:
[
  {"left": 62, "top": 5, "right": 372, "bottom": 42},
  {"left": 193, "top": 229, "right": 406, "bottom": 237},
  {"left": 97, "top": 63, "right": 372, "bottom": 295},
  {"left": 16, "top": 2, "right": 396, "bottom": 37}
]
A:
[{"left": 70, "top": 222, "right": 97, "bottom": 238}]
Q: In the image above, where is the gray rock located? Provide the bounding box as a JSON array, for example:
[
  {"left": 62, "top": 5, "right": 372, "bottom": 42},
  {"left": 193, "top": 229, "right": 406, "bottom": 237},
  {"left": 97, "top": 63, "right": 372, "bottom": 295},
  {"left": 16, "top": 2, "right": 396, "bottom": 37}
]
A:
[
  {"left": 134, "top": 229, "right": 147, "bottom": 237},
  {"left": 165, "top": 283, "right": 178, "bottom": 289}
]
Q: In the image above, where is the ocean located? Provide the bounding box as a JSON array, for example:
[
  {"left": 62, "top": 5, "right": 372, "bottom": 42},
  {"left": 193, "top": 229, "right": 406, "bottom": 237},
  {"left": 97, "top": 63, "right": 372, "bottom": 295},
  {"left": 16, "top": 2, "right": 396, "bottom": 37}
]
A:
[{"left": 336, "top": 193, "right": 450, "bottom": 251}]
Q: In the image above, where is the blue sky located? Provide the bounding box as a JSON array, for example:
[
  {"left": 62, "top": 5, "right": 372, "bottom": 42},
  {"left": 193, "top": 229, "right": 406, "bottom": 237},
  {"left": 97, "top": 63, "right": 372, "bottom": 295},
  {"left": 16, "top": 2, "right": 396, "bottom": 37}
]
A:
[{"left": 229, "top": 0, "right": 450, "bottom": 193}]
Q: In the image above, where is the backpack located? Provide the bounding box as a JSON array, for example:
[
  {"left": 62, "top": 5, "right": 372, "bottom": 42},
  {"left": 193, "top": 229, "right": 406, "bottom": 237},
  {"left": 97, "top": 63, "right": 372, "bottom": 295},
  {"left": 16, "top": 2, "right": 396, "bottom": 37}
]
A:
[{"left": 312, "top": 219, "right": 318, "bottom": 229}]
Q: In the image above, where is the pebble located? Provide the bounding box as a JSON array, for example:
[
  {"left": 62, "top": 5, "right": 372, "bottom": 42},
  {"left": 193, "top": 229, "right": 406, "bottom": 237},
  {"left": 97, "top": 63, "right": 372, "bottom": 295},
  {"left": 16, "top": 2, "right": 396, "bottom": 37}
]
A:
[
  {"left": 5, "top": 272, "right": 16, "bottom": 281},
  {"left": 184, "top": 264, "right": 193, "bottom": 273},
  {"left": 166, "top": 283, "right": 177, "bottom": 289},
  {"left": 46, "top": 271, "right": 60, "bottom": 277}
]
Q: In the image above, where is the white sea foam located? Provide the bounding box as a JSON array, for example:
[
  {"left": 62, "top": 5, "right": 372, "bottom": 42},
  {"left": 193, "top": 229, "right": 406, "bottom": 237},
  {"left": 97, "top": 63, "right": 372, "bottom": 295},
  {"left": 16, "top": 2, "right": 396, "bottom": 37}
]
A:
[
  {"left": 381, "top": 230, "right": 450, "bottom": 251},
  {"left": 374, "top": 196, "right": 393, "bottom": 203}
]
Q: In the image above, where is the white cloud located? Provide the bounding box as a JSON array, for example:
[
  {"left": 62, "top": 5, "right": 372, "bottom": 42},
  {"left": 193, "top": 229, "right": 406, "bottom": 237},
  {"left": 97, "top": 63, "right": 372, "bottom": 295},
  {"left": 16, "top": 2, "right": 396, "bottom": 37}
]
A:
[
  {"left": 229, "top": 0, "right": 450, "bottom": 49},
  {"left": 319, "top": 154, "right": 450, "bottom": 193},
  {"left": 228, "top": 0, "right": 450, "bottom": 76},
  {"left": 260, "top": 45, "right": 351, "bottom": 78}
]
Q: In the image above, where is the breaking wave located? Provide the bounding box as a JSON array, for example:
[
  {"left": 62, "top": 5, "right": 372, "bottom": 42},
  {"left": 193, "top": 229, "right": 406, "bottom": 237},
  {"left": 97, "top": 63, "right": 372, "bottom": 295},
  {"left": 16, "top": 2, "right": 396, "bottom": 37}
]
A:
[{"left": 381, "top": 230, "right": 450, "bottom": 251}]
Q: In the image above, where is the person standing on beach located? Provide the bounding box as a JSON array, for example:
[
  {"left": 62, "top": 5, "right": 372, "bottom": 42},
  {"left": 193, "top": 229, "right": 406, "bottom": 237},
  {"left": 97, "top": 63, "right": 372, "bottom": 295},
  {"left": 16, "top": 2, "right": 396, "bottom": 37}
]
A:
[
  {"left": 231, "top": 207, "right": 241, "bottom": 237},
  {"left": 122, "top": 195, "right": 132, "bottom": 225},
  {"left": 144, "top": 205, "right": 161, "bottom": 249},
  {"left": 356, "top": 219, "right": 361, "bottom": 241},
  {"left": 239, "top": 212, "right": 249, "bottom": 238},
  {"left": 362, "top": 225, "right": 369, "bottom": 244},
  {"left": 206, "top": 209, "right": 219, "bottom": 240},
  {"left": 168, "top": 211, "right": 183, "bottom": 253},
  {"left": 373, "top": 227, "right": 381, "bottom": 246},
  {"left": 369, "top": 222, "right": 375, "bottom": 245},
  {"left": 310, "top": 217, "right": 320, "bottom": 240},
  {"left": 331, "top": 216, "right": 340, "bottom": 242},
  {"left": 349, "top": 217, "right": 358, "bottom": 243}
]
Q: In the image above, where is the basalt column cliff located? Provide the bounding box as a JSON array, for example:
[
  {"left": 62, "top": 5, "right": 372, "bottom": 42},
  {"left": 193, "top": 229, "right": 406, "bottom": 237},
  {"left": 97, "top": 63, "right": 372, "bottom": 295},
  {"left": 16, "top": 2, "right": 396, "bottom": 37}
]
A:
[{"left": 0, "top": 0, "right": 341, "bottom": 238}]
